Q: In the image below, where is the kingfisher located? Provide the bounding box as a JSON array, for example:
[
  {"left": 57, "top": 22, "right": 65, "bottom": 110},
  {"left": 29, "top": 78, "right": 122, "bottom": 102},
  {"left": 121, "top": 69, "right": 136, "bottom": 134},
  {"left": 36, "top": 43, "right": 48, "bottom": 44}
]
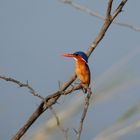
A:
[{"left": 63, "top": 51, "right": 90, "bottom": 92}]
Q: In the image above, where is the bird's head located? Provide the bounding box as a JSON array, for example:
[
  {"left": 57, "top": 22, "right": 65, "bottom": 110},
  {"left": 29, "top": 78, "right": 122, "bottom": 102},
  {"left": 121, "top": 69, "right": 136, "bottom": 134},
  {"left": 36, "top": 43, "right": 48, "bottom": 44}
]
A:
[{"left": 63, "top": 51, "right": 88, "bottom": 63}]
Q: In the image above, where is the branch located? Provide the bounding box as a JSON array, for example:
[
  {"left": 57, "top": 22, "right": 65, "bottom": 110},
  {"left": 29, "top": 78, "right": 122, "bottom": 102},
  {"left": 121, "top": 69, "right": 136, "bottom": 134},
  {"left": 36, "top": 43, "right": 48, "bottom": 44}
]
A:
[
  {"left": 49, "top": 106, "right": 68, "bottom": 140},
  {"left": 59, "top": 0, "right": 140, "bottom": 32},
  {"left": 0, "top": 76, "right": 44, "bottom": 100},
  {"left": 87, "top": 0, "right": 128, "bottom": 57},
  {"left": 106, "top": 0, "right": 113, "bottom": 18},
  {"left": 0, "top": 1, "right": 127, "bottom": 140},
  {"left": 10, "top": 77, "right": 81, "bottom": 140},
  {"left": 76, "top": 88, "right": 92, "bottom": 140}
]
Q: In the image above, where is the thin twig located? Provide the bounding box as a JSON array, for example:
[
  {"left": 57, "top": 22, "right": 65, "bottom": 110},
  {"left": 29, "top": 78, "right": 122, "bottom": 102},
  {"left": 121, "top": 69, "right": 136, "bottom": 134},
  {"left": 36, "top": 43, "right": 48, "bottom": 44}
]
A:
[
  {"left": 0, "top": 76, "right": 44, "bottom": 100},
  {"left": 76, "top": 88, "right": 92, "bottom": 140},
  {"left": 59, "top": 0, "right": 140, "bottom": 32},
  {"left": 87, "top": 0, "right": 128, "bottom": 57},
  {"left": 49, "top": 106, "right": 69, "bottom": 140},
  {"left": 106, "top": 0, "right": 113, "bottom": 18}
]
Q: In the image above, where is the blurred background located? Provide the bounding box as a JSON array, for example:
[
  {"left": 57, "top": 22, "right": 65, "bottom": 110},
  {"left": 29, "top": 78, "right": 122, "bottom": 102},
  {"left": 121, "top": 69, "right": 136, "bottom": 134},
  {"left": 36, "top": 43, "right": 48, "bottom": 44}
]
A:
[{"left": 0, "top": 0, "right": 140, "bottom": 140}]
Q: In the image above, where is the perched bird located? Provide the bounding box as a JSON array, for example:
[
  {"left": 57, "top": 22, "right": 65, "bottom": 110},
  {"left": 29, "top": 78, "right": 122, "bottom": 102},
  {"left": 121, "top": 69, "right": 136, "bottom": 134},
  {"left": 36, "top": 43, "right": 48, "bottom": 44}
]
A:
[{"left": 63, "top": 51, "right": 90, "bottom": 92}]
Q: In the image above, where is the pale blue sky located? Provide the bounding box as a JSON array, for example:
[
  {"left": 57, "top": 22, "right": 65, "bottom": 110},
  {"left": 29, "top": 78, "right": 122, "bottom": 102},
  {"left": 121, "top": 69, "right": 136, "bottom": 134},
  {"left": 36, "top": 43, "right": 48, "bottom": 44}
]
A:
[{"left": 0, "top": 0, "right": 140, "bottom": 140}]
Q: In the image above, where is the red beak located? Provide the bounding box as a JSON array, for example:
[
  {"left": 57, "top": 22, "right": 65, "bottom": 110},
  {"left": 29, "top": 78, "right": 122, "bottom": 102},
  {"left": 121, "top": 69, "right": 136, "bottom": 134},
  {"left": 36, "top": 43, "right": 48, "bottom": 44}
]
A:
[{"left": 62, "top": 53, "right": 75, "bottom": 58}]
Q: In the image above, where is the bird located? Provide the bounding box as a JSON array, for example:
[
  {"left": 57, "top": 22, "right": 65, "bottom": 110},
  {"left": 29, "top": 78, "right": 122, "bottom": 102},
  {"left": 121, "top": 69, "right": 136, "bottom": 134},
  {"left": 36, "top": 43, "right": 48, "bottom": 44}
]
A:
[{"left": 63, "top": 51, "right": 90, "bottom": 93}]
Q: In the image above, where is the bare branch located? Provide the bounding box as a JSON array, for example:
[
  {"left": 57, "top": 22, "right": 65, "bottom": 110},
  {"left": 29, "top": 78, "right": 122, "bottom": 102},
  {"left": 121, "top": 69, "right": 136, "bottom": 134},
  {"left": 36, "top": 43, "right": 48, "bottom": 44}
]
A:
[
  {"left": 59, "top": 0, "right": 106, "bottom": 19},
  {"left": 87, "top": 0, "right": 127, "bottom": 57},
  {"left": 113, "top": 21, "right": 140, "bottom": 32},
  {"left": 10, "top": 78, "right": 81, "bottom": 140},
  {"left": 76, "top": 88, "right": 92, "bottom": 140},
  {"left": 112, "top": 0, "right": 127, "bottom": 20},
  {"left": 59, "top": 0, "right": 140, "bottom": 32},
  {"left": 49, "top": 106, "right": 68, "bottom": 140},
  {"left": 106, "top": 0, "right": 113, "bottom": 18},
  {"left": 0, "top": 76, "right": 44, "bottom": 100}
]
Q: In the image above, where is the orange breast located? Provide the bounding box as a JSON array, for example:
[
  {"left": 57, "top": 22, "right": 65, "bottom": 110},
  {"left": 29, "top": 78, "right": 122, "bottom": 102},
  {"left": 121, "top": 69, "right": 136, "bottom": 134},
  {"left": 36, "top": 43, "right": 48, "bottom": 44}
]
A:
[{"left": 75, "top": 60, "right": 90, "bottom": 86}]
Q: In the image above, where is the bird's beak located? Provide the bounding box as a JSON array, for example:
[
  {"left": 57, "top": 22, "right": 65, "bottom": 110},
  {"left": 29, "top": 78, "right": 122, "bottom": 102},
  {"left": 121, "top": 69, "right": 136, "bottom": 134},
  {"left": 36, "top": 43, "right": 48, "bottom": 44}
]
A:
[{"left": 62, "top": 53, "right": 75, "bottom": 58}]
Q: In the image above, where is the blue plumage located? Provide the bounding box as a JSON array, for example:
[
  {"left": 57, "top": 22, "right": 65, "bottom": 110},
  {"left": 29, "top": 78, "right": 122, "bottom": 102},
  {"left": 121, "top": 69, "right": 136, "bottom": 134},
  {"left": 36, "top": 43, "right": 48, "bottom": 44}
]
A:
[{"left": 73, "top": 51, "right": 88, "bottom": 63}]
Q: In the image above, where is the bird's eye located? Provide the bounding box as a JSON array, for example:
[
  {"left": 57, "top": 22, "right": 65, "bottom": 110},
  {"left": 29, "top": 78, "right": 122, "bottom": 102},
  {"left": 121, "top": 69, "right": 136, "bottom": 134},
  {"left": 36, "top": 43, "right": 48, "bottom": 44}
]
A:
[{"left": 74, "top": 53, "right": 78, "bottom": 56}]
